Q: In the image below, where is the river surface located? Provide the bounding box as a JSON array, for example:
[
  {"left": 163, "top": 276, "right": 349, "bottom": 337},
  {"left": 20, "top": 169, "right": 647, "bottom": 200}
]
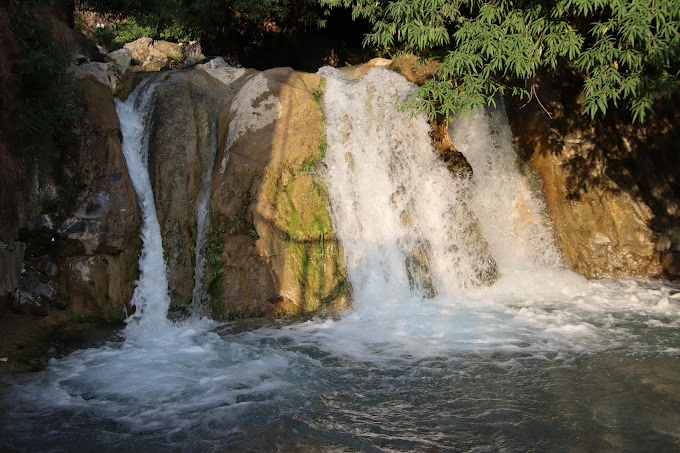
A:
[
  {"left": 1, "top": 280, "right": 679, "bottom": 452},
  {"left": 1, "top": 68, "right": 679, "bottom": 452}
]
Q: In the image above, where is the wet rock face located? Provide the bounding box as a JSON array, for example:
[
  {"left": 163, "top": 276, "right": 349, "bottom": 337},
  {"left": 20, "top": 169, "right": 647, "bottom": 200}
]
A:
[
  {"left": 23, "top": 51, "right": 348, "bottom": 321},
  {"left": 53, "top": 75, "right": 140, "bottom": 321},
  {"left": 146, "top": 70, "right": 230, "bottom": 307},
  {"left": 520, "top": 141, "right": 661, "bottom": 279},
  {"left": 0, "top": 241, "right": 26, "bottom": 299},
  {"left": 0, "top": 66, "right": 140, "bottom": 322},
  {"left": 12, "top": 275, "right": 64, "bottom": 317},
  {"left": 430, "top": 118, "right": 473, "bottom": 179},
  {"left": 138, "top": 63, "right": 347, "bottom": 318},
  {"left": 505, "top": 82, "right": 680, "bottom": 280}
]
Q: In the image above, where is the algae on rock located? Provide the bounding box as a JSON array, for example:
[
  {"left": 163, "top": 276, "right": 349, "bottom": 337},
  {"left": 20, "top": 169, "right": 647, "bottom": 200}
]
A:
[{"left": 207, "top": 67, "right": 348, "bottom": 319}]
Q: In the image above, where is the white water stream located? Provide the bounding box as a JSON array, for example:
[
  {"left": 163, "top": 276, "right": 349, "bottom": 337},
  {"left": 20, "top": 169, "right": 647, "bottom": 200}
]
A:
[
  {"left": 449, "top": 96, "right": 561, "bottom": 270},
  {"left": 190, "top": 113, "right": 218, "bottom": 316},
  {"left": 114, "top": 80, "right": 171, "bottom": 335},
  {"left": 1, "top": 68, "right": 679, "bottom": 452}
]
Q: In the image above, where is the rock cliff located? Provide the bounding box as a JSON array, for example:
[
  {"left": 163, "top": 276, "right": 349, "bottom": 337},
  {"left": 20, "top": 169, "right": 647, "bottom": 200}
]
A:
[{"left": 506, "top": 78, "right": 680, "bottom": 279}]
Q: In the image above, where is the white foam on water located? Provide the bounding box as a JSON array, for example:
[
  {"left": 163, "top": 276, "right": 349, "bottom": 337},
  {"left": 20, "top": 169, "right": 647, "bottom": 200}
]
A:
[
  {"left": 319, "top": 67, "right": 497, "bottom": 303},
  {"left": 247, "top": 66, "right": 680, "bottom": 363}
]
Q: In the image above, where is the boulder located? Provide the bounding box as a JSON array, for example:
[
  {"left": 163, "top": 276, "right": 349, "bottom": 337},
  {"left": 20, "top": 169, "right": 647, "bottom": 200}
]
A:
[
  {"left": 147, "top": 70, "right": 233, "bottom": 307},
  {"left": 12, "top": 272, "right": 64, "bottom": 317},
  {"left": 339, "top": 57, "right": 392, "bottom": 79},
  {"left": 140, "top": 62, "right": 348, "bottom": 317},
  {"left": 59, "top": 76, "right": 140, "bottom": 255},
  {"left": 124, "top": 37, "right": 183, "bottom": 71},
  {"left": 53, "top": 75, "right": 140, "bottom": 320},
  {"left": 533, "top": 149, "right": 661, "bottom": 278},
  {"left": 60, "top": 253, "right": 135, "bottom": 321},
  {"left": 197, "top": 57, "right": 252, "bottom": 87},
  {"left": 69, "top": 48, "right": 130, "bottom": 93},
  {"left": 388, "top": 54, "right": 439, "bottom": 86},
  {"left": 39, "top": 254, "right": 58, "bottom": 277},
  {"left": 106, "top": 48, "right": 132, "bottom": 69},
  {"left": 209, "top": 67, "right": 348, "bottom": 318}
]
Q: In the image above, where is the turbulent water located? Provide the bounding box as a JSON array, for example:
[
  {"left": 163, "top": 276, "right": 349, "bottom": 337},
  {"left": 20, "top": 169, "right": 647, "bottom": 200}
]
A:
[{"left": 1, "top": 68, "right": 679, "bottom": 452}]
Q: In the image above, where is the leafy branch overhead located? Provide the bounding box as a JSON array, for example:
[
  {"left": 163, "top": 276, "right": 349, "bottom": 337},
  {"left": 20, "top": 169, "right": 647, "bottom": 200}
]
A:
[{"left": 320, "top": 0, "right": 680, "bottom": 123}]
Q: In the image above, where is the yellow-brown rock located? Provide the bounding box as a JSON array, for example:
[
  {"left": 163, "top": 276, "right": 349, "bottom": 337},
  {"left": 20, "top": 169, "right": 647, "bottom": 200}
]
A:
[
  {"left": 209, "top": 67, "right": 348, "bottom": 318},
  {"left": 505, "top": 80, "right": 674, "bottom": 279}
]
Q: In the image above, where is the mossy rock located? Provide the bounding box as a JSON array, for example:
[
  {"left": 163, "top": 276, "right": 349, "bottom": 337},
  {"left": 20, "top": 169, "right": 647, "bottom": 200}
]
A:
[{"left": 207, "top": 67, "right": 348, "bottom": 319}]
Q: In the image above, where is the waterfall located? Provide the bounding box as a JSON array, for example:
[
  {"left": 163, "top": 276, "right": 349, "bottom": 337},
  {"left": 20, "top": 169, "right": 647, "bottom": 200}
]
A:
[
  {"left": 320, "top": 67, "right": 498, "bottom": 307},
  {"left": 190, "top": 119, "right": 218, "bottom": 317},
  {"left": 115, "top": 80, "right": 171, "bottom": 333},
  {"left": 4, "top": 66, "right": 680, "bottom": 453},
  {"left": 449, "top": 100, "right": 562, "bottom": 270}
]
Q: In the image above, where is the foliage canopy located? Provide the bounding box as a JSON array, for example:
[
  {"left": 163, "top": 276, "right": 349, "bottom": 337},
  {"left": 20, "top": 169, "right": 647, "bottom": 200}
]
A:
[
  {"left": 320, "top": 0, "right": 680, "bottom": 122},
  {"left": 80, "top": 0, "right": 327, "bottom": 49},
  {"left": 9, "top": 0, "right": 79, "bottom": 145}
]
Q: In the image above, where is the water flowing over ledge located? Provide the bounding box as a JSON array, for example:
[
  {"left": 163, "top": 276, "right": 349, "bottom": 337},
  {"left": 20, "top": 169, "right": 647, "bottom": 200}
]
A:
[
  {"left": 115, "top": 80, "right": 172, "bottom": 336},
  {"left": 320, "top": 67, "right": 499, "bottom": 303},
  {"left": 1, "top": 67, "right": 679, "bottom": 452}
]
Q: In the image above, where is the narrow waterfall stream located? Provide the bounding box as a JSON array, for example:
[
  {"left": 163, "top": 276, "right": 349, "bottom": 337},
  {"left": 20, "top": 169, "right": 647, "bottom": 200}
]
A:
[
  {"left": 190, "top": 115, "right": 218, "bottom": 317},
  {"left": 114, "top": 80, "right": 171, "bottom": 334},
  {"left": 1, "top": 68, "right": 679, "bottom": 452}
]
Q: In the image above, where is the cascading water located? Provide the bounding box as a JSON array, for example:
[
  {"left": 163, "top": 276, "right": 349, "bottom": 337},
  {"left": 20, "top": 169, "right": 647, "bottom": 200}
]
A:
[
  {"left": 190, "top": 118, "right": 218, "bottom": 316},
  {"left": 449, "top": 97, "right": 561, "bottom": 270},
  {"left": 1, "top": 67, "right": 679, "bottom": 452},
  {"left": 320, "top": 67, "right": 498, "bottom": 305},
  {"left": 114, "top": 80, "right": 171, "bottom": 334}
]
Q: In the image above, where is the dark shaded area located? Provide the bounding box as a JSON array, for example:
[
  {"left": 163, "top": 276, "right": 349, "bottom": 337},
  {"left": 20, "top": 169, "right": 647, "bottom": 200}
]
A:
[
  {"left": 196, "top": 7, "right": 372, "bottom": 72},
  {"left": 431, "top": 114, "right": 473, "bottom": 179}
]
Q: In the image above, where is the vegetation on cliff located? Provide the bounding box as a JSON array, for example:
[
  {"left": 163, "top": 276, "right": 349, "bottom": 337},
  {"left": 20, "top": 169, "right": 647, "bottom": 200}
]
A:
[
  {"left": 1, "top": 0, "right": 79, "bottom": 192},
  {"left": 73, "top": 0, "right": 680, "bottom": 123},
  {"left": 320, "top": 0, "right": 679, "bottom": 123}
]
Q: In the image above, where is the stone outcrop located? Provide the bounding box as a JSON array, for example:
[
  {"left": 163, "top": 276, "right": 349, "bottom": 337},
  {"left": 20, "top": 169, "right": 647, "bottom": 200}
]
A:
[
  {"left": 53, "top": 74, "right": 141, "bottom": 320},
  {"left": 0, "top": 241, "right": 25, "bottom": 300},
  {"left": 506, "top": 80, "right": 680, "bottom": 279},
  {"left": 9, "top": 46, "right": 350, "bottom": 322},
  {"left": 207, "top": 66, "right": 348, "bottom": 318},
  {"left": 526, "top": 140, "right": 661, "bottom": 278},
  {"left": 124, "top": 37, "right": 205, "bottom": 71},
  {"left": 0, "top": 64, "right": 140, "bottom": 322},
  {"left": 124, "top": 37, "right": 183, "bottom": 71},
  {"left": 5, "top": 21, "right": 679, "bottom": 343},
  {"left": 127, "top": 61, "right": 347, "bottom": 318},
  {"left": 69, "top": 37, "right": 206, "bottom": 93},
  {"left": 146, "top": 69, "right": 233, "bottom": 308}
]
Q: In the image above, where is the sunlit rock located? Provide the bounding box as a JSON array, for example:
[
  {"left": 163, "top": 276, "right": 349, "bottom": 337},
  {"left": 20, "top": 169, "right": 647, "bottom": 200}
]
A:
[
  {"left": 209, "top": 67, "right": 348, "bottom": 318},
  {"left": 124, "top": 37, "right": 183, "bottom": 71},
  {"left": 518, "top": 128, "right": 662, "bottom": 278}
]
